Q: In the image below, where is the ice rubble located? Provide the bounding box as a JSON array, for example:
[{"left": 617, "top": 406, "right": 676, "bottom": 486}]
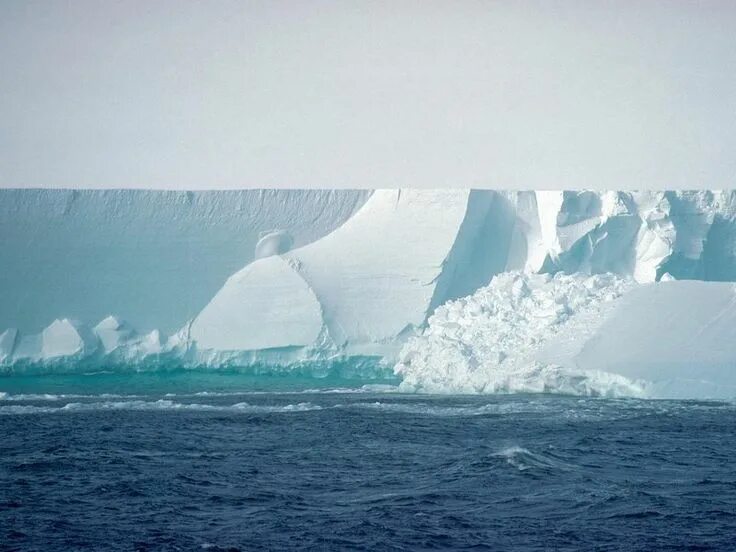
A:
[
  {"left": 2, "top": 189, "right": 736, "bottom": 398},
  {"left": 396, "top": 273, "right": 736, "bottom": 399},
  {"left": 395, "top": 272, "right": 643, "bottom": 396}
]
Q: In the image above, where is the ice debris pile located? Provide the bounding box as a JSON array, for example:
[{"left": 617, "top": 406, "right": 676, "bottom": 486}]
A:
[
  {"left": 395, "top": 272, "right": 643, "bottom": 396},
  {"left": 396, "top": 273, "right": 736, "bottom": 398}
]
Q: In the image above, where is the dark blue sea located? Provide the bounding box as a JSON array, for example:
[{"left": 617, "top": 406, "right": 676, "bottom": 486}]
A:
[{"left": 2, "top": 370, "right": 736, "bottom": 551}]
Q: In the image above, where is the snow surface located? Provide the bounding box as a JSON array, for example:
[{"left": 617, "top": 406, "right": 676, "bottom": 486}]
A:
[{"left": 3, "top": 189, "right": 736, "bottom": 398}]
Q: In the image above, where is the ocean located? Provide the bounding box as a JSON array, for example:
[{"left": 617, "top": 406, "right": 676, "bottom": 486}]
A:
[{"left": 2, "top": 369, "right": 736, "bottom": 551}]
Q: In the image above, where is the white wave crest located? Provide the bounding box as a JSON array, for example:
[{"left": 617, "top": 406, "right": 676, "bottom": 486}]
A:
[
  {"left": 492, "top": 445, "right": 572, "bottom": 472},
  {"left": 0, "top": 399, "right": 322, "bottom": 415},
  {"left": 0, "top": 392, "right": 141, "bottom": 402},
  {"left": 348, "top": 401, "right": 537, "bottom": 417}
]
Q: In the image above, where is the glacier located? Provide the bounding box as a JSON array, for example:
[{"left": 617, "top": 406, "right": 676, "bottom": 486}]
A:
[{"left": 2, "top": 189, "right": 736, "bottom": 399}]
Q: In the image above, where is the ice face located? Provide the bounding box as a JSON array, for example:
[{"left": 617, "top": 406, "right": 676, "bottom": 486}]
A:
[
  {"left": 93, "top": 316, "right": 137, "bottom": 354},
  {"left": 191, "top": 189, "right": 484, "bottom": 358},
  {"left": 190, "top": 255, "right": 323, "bottom": 351},
  {"left": 40, "top": 319, "right": 98, "bottom": 361},
  {"left": 0, "top": 329, "right": 18, "bottom": 363},
  {"left": 0, "top": 189, "right": 371, "bottom": 334}
]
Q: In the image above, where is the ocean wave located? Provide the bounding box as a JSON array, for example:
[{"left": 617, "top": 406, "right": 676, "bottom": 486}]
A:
[
  {"left": 0, "top": 392, "right": 143, "bottom": 402},
  {"left": 347, "top": 401, "right": 539, "bottom": 417},
  {"left": 0, "top": 399, "right": 323, "bottom": 415},
  {"left": 492, "top": 445, "right": 574, "bottom": 472},
  {"left": 177, "top": 384, "right": 402, "bottom": 397}
]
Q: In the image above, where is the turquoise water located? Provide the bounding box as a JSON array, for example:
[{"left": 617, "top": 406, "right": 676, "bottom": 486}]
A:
[{"left": 0, "top": 367, "right": 400, "bottom": 398}]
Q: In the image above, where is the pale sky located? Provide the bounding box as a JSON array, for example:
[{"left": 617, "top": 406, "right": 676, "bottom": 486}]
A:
[{"left": 1, "top": 0, "right": 735, "bottom": 189}]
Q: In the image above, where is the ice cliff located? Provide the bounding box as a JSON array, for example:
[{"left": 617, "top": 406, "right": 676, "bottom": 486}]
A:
[
  {"left": 2, "top": 189, "right": 736, "bottom": 398},
  {"left": 0, "top": 189, "right": 370, "bottom": 334}
]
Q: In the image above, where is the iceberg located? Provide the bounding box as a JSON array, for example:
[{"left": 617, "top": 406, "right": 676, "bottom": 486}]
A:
[
  {"left": 2, "top": 189, "right": 736, "bottom": 398},
  {"left": 191, "top": 189, "right": 484, "bottom": 359},
  {"left": 190, "top": 189, "right": 736, "bottom": 364},
  {"left": 10, "top": 318, "right": 98, "bottom": 363}
]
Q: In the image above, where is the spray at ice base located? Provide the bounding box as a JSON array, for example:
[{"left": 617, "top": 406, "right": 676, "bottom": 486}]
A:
[{"left": 1, "top": 189, "right": 736, "bottom": 399}]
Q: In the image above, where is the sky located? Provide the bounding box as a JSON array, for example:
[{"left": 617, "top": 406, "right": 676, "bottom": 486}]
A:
[{"left": 1, "top": 0, "right": 735, "bottom": 189}]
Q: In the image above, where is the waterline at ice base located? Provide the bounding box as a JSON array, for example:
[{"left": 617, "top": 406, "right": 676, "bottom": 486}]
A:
[{"left": 2, "top": 189, "right": 736, "bottom": 400}]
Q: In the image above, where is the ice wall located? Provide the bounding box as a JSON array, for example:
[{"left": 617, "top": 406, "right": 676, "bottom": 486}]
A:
[
  {"left": 501, "top": 190, "right": 736, "bottom": 282},
  {"left": 0, "top": 189, "right": 370, "bottom": 334}
]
